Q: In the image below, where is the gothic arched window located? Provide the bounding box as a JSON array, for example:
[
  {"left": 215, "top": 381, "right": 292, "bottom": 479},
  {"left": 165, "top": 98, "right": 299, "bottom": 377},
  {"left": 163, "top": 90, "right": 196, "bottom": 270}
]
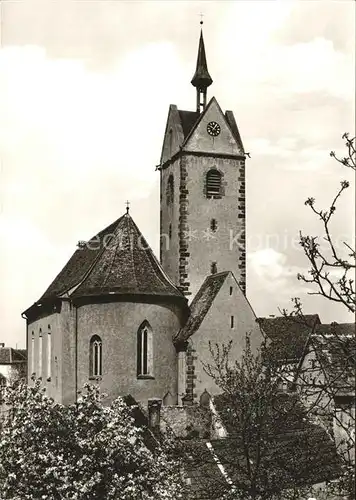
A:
[
  {"left": 90, "top": 335, "right": 102, "bottom": 378},
  {"left": 31, "top": 331, "right": 35, "bottom": 375},
  {"left": 137, "top": 321, "right": 153, "bottom": 377},
  {"left": 47, "top": 326, "right": 52, "bottom": 381},
  {"left": 206, "top": 169, "right": 223, "bottom": 198},
  {"left": 166, "top": 174, "right": 174, "bottom": 205}
]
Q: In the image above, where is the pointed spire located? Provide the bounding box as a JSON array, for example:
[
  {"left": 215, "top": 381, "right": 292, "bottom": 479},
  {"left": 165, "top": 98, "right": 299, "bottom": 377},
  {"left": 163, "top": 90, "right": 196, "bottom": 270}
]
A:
[
  {"left": 191, "top": 25, "right": 212, "bottom": 113},
  {"left": 191, "top": 29, "right": 213, "bottom": 90}
]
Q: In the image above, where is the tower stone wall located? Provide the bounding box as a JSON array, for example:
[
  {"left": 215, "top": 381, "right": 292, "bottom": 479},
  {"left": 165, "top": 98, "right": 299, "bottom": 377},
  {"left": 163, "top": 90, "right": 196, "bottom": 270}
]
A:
[{"left": 161, "top": 152, "right": 246, "bottom": 299}]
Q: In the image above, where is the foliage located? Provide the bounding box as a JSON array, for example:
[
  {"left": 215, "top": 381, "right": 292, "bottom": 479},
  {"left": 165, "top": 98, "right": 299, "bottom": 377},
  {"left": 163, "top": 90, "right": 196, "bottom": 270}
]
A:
[
  {"left": 202, "top": 337, "right": 326, "bottom": 500},
  {"left": 0, "top": 380, "right": 186, "bottom": 500},
  {"left": 280, "top": 133, "right": 356, "bottom": 499}
]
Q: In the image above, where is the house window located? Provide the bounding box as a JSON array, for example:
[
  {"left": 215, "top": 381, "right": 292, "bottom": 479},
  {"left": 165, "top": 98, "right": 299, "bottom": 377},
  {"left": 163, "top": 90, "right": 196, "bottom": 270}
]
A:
[
  {"left": 166, "top": 174, "right": 174, "bottom": 205},
  {"left": 169, "top": 223, "right": 172, "bottom": 240},
  {"left": 137, "top": 321, "right": 153, "bottom": 377},
  {"left": 229, "top": 286, "right": 233, "bottom": 296},
  {"left": 90, "top": 335, "right": 102, "bottom": 378},
  {"left": 206, "top": 169, "right": 222, "bottom": 198},
  {"left": 38, "top": 329, "right": 43, "bottom": 377},
  {"left": 211, "top": 262, "right": 217, "bottom": 274},
  {"left": 47, "top": 327, "right": 52, "bottom": 381},
  {"left": 231, "top": 316, "right": 234, "bottom": 328},
  {"left": 210, "top": 219, "right": 217, "bottom": 232}
]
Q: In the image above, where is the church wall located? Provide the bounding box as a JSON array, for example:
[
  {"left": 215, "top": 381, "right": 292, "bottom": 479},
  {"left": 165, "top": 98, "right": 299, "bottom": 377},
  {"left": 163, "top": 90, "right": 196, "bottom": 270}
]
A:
[
  {"left": 181, "top": 154, "right": 245, "bottom": 300},
  {"left": 60, "top": 301, "right": 77, "bottom": 405},
  {"left": 76, "top": 301, "right": 182, "bottom": 405},
  {"left": 27, "top": 311, "right": 63, "bottom": 403},
  {"left": 188, "top": 273, "right": 263, "bottom": 401}
]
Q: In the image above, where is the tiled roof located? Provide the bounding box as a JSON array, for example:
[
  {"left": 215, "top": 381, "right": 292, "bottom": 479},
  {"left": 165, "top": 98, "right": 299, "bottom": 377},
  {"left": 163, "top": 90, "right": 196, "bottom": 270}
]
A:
[
  {"left": 0, "top": 348, "right": 27, "bottom": 365},
  {"left": 178, "top": 110, "right": 200, "bottom": 138},
  {"left": 312, "top": 323, "right": 356, "bottom": 393},
  {"left": 40, "top": 218, "right": 120, "bottom": 300},
  {"left": 175, "top": 272, "right": 229, "bottom": 343},
  {"left": 258, "top": 314, "right": 321, "bottom": 363},
  {"left": 37, "top": 213, "right": 185, "bottom": 304}
]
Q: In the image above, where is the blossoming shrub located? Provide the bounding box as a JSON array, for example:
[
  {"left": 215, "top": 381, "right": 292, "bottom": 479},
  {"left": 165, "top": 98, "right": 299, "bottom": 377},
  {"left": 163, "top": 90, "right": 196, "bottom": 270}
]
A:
[{"left": 0, "top": 380, "right": 185, "bottom": 500}]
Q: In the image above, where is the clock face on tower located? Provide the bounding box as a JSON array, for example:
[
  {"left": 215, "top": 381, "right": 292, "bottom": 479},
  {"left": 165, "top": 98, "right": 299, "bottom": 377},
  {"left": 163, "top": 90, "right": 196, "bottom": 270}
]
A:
[{"left": 207, "top": 121, "right": 221, "bottom": 137}]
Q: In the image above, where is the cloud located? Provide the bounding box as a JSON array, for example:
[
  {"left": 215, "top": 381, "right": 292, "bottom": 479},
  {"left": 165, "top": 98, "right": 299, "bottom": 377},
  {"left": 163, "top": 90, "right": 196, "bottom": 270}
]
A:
[
  {"left": 0, "top": 1, "right": 354, "bottom": 348},
  {"left": 248, "top": 248, "right": 302, "bottom": 282}
]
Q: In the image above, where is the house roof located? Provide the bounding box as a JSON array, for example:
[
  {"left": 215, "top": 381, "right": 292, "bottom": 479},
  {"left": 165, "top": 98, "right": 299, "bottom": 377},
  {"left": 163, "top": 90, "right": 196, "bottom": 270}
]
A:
[
  {"left": 36, "top": 213, "right": 185, "bottom": 305},
  {"left": 258, "top": 314, "right": 321, "bottom": 363},
  {"left": 175, "top": 272, "right": 229, "bottom": 343},
  {"left": 0, "top": 347, "right": 27, "bottom": 365}
]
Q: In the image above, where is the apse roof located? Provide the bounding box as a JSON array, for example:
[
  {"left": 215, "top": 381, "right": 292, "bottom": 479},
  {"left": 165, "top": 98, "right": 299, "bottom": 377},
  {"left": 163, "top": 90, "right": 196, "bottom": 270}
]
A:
[{"left": 35, "top": 213, "right": 185, "bottom": 305}]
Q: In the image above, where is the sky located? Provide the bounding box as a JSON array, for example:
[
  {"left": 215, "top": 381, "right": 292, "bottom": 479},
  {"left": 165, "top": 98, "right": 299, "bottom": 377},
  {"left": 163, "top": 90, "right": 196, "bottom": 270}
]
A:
[{"left": 0, "top": 0, "right": 355, "bottom": 348}]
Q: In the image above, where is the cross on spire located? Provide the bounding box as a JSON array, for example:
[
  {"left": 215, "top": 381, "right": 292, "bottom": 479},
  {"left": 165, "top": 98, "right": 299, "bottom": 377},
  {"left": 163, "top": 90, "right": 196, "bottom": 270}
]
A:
[{"left": 125, "top": 200, "right": 130, "bottom": 214}]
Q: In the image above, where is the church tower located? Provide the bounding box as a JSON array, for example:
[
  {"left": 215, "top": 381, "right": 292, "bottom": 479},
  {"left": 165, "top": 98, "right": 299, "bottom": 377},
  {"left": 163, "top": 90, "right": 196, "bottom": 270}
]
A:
[{"left": 159, "top": 26, "right": 246, "bottom": 300}]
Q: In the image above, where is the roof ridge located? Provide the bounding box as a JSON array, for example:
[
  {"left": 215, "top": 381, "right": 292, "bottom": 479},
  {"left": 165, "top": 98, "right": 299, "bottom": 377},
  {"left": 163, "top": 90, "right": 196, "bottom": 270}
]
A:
[{"left": 63, "top": 215, "right": 124, "bottom": 297}]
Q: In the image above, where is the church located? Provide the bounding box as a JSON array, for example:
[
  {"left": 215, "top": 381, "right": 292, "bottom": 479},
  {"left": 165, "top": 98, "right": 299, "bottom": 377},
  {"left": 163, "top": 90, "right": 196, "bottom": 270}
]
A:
[{"left": 22, "top": 28, "right": 264, "bottom": 406}]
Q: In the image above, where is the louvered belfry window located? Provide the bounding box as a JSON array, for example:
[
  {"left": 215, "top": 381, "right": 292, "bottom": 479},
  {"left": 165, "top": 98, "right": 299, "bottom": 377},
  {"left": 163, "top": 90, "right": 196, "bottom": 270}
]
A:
[{"left": 206, "top": 169, "right": 222, "bottom": 198}]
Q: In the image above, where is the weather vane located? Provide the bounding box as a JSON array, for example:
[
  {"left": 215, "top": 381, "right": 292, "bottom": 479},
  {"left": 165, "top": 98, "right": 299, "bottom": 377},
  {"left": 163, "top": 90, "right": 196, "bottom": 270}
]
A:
[
  {"left": 199, "top": 12, "right": 204, "bottom": 25},
  {"left": 125, "top": 200, "right": 130, "bottom": 214}
]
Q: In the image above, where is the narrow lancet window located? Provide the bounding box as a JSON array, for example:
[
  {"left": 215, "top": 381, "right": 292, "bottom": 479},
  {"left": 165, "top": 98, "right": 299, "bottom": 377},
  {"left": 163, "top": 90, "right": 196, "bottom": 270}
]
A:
[
  {"left": 90, "top": 335, "right": 102, "bottom": 377},
  {"left": 166, "top": 174, "right": 174, "bottom": 205},
  {"left": 31, "top": 331, "right": 35, "bottom": 375},
  {"left": 137, "top": 321, "right": 153, "bottom": 377},
  {"left": 38, "top": 329, "right": 43, "bottom": 377},
  {"left": 47, "top": 326, "right": 52, "bottom": 380}
]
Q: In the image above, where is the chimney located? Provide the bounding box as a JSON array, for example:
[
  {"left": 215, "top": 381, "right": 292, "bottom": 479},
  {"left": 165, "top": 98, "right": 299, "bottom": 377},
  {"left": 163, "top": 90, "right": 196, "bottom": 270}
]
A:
[
  {"left": 147, "top": 398, "right": 162, "bottom": 435},
  {"left": 0, "top": 343, "right": 5, "bottom": 348}
]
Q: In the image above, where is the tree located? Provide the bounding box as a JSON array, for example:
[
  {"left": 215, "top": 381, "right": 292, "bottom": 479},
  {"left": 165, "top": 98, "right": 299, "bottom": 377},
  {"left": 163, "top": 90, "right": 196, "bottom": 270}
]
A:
[
  {"left": 280, "top": 133, "right": 355, "bottom": 499},
  {"left": 298, "top": 133, "right": 355, "bottom": 313},
  {"left": 0, "top": 379, "right": 186, "bottom": 500},
  {"left": 201, "top": 337, "right": 337, "bottom": 500}
]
